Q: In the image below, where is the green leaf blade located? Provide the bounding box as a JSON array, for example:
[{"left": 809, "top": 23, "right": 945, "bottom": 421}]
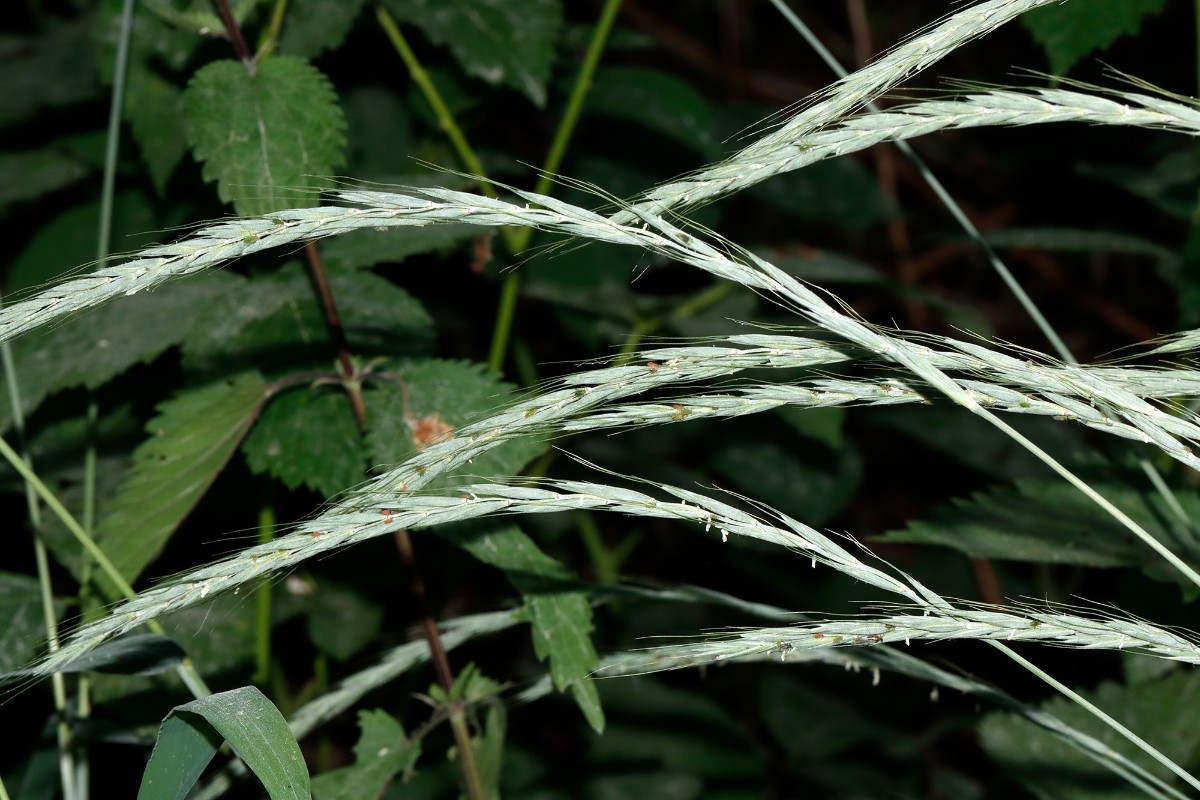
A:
[
  {"left": 1021, "top": 0, "right": 1167, "bottom": 74},
  {"left": 92, "top": 371, "right": 267, "bottom": 599},
  {"left": 182, "top": 57, "right": 346, "bottom": 216},
  {"left": 139, "top": 686, "right": 309, "bottom": 800}
]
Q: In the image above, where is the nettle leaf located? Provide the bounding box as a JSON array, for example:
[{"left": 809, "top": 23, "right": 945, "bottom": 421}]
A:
[
  {"left": 310, "top": 710, "right": 420, "bottom": 800},
  {"left": 139, "top": 686, "right": 308, "bottom": 800},
  {"left": 183, "top": 57, "right": 346, "bottom": 216},
  {"left": 243, "top": 388, "right": 365, "bottom": 499},
  {"left": 584, "top": 66, "right": 720, "bottom": 159},
  {"left": 383, "top": 0, "right": 563, "bottom": 107},
  {"left": 91, "top": 372, "right": 267, "bottom": 601},
  {"left": 364, "top": 359, "right": 546, "bottom": 485},
  {"left": 981, "top": 670, "right": 1200, "bottom": 800},
  {"left": 875, "top": 470, "right": 1200, "bottom": 584},
  {"left": 181, "top": 262, "right": 435, "bottom": 370},
  {"left": 0, "top": 270, "right": 243, "bottom": 434},
  {"left": 441, "top": 523, "right": 604, "bottom": 733},
  {"left": 279, "top": 0, "right": 368, "bottom": 59},
  {"left": 1022, "top": 0, "right": 1166, "bottom": 75}
]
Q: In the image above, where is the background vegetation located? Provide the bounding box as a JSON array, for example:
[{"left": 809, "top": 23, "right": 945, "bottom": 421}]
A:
[{"left": 3, "top": 0, "right": 1200, "bottom": 798}]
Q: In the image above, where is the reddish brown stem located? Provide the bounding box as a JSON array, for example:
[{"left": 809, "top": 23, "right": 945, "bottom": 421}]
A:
[
  {"left": 212, "top": 0, "right": 255, "bottom": 75},
  {"left": 302, "top": 240, "right": 366, "bottom": 429},
  {"left": 393, "top": 530, "right": 457, "bottom": 694}
]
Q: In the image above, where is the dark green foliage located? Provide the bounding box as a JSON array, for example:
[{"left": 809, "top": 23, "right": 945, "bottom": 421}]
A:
[
  {"left": 3, "top": 2, "right": 1199, "bottom": 798},
  {"left": 183, "top": 57, "right": 346, "bottom": 216}
]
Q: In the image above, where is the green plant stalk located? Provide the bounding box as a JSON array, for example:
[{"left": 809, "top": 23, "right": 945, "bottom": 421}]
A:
[
  {"left": 1, "top": 321, "right": 76, "bottom": 800},
  {"left": 0, "top": 434, "right": 213, "bottom": 696},
  {"left": 490, "top": 0, "right": 623, "bottom": 373},
  {"left": 375, "top": 7, "right": 509, "bottom": 215},
  {"left": 253, "top": 502, "right": 275, "bottom": 685},
  {"left": 256, "top": 0, "right": 289, "bottom": 58},
  {"left": 577, "top": 511, "right": 616, "bottom": 584},
  {"left": 991, "top": 640, "right": 1200, "bottom": 793},
  {"left": 616, "top": 280, "right": 736, "bottom": 363}
]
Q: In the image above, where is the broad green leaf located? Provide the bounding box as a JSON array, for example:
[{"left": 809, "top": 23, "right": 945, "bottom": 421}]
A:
[
  {"left": 364, "top": 359, "right": 546, "bottom": 485},
  {"left": 1022, "top": 0, "right": 1166, "bottom": 75},
  {"left": 383, "top": 0, "right": 563, "bottom": 107},
  {"left": 709, "top": 437, "right": 861, "bottom": 526},
  {"left": 980, "top": 670, "right": 1200, "bottom": 800},
  {"left": 181, "top": 263, "right": 435, "bottom": 371},
  {"left": 91, "top": 372, "right": 268, "bottom": 600},
  {"left": 0, "top": 270, "right": 242, "bottom": 434},
  {"left": 305, "top": 577, "right": 384, "bottom": 661},
  {"left": 243, "top": 388, "right": 366, "bottom": 499},
  {"left": 775, "top": 407, "right": 845, "bottom": 451},
  {"left": 474, "top": 703, "right": 506, "bottom": 799},
  {"left": 0, "top": 572, "right": 62, "bottom": 674},
  {"left": 183, "top": 56, "right": 346, "bottom": 216},
  {"left": 310, "top": 710, "right": 420, "bottom": 800},
  {"left": 96, "top": 0, "right": 199, "bottom": 193},
  {"left": 875, "top": 467, "right": 1200, "bottom": 583},
  {"left": 441, "top": 523, "right": 604, "bottom": 733},
  {"left": 584, "top": 66, "right": 720, "bottom": 159},
  {"left": 0, "top": 147, "right": 90, "bottom": 213},
  {"left": 279, "top": 0, "right": 368, "bottom": 58},
  {"left": 139, "top": 686, "right": 309, "bottom": 800},
  {"left": 140, "top": 0, "right": 258, "bottom": 38}
]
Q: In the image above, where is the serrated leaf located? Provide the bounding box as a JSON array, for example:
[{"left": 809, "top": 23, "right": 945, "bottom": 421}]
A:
[
  {"left": 384, "top": 0, "right": 563, "bottom": 107},
  {"left": 310, "top": 710, "right": 420, "bottom": 800},
  {"left": 874, "top": 466, "right": 1200, "bottom": 585},
  {"left": 0, "top": 147, "right": 90, "bottom": 213},
  {"left": 980, "top": 671, "right": 1200, "bottom": 800},
  {"left": 181, "top": 263, "right": 434, "bottom": 371},
  {"left": 243, "top": 388, "right": 365, "bottom": 498},
  {"left": 0, "top": 572, "right": 63, "bottom": 675},
  {"left": 139, "top": 686, "right": 309, "bottom": 800},
  {"left": 364, "top": 359, "right": 546, "bottom": 485},
  {"left": 90, "top": 372, "right": 267, "bottom": 601},
  {"left": 1021, "top": 0, "right": 1166, "bottom": 75},
  {"left": 1, "top": 270, "right": 243, "bottom": 435},
  {"left": 583, "top": 66, "right": 720, "bottom": 159},
  {"left": 440, "top": 523, "right": 603, "bottom": 733},
  {"left": 279, "top": 0, "right": 368, "bottom": 59},
  {"left": 183, "top": 57, "right": 346, "bottom": 216},
  {"left": 305, "top": 578, "right": 384, "bottom": 662}
]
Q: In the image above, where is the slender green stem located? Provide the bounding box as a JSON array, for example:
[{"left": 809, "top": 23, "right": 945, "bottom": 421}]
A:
[
  {"left": 375, "top": 8, "right": 505, "bottom": 206},
  {"left": 488, "top": 0, "right": 623, "bottom": 374},
  {"left": 617, "top": 281, "right": 736, "bottom": 363},
  {"left": 991, "top": 641, "right": 1200, "bottom": 794},
  {"left": 253, "top": 502, "right": 275, "bottom": 685},
  {"left": 256, "top": 0, "right": 289, "bottom": 59},
  {"left": 486, "top": 268, "right": 523, "bottom": 373},
  {"left": 510, "top": 0, "right": 624, "bottom": 254},
  {"left": 578, "top": 512, "right": 616, "bottom": 584}
]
